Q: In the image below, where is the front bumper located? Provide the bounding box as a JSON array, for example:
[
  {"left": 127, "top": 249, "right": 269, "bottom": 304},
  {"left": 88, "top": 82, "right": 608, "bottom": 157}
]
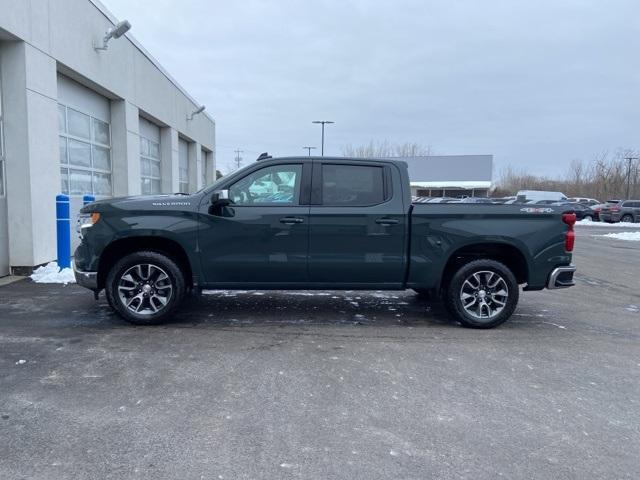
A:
[
  {"left": 74, "top": 263, "right": 98, "bottom": 290},
  {"left": 547, "top": 265, "right": 576, "bottom": 289}
]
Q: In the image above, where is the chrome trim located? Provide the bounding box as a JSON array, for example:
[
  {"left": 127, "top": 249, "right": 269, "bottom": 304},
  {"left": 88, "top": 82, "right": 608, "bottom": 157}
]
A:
[
  {"left": 73, "top": 264, "right": 98, "bottom": 290},
  {"left": 547, "top": 265, "right": 576, "bottom": 289}
]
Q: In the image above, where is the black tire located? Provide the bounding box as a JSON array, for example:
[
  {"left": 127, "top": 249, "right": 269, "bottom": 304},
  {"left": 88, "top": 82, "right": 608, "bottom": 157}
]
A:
[
  {"left": 621, "top": 214, "right": 633, "bottom": 223},
  {"left": 105, "top": 251, "right": 186, "bottom": 325},
  {"left": 443, "top": 259, "right": 519, "bottom": 329}
]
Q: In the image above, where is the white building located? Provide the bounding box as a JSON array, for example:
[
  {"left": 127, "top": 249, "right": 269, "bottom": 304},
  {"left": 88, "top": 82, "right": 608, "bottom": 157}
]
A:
[
  {"left": 0, "top": 0, "right": 215, "bottom": 276},
  {"left": 400, "top": 155, "right": 493, "bottom": 198}
]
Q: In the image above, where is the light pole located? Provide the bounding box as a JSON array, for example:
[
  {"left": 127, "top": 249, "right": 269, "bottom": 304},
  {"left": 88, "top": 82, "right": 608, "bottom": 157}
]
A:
[
  {"left": 624, "top": 157, "right": 639, "bottom": 199},
  {"left": 234, "top": 149, "right": 243, "bottom": 170},
  {"left": 312, "top": 120, "right": 334, "bottom": 156},
  {"left": 303, "top": 146, "right": 316, "bottom": 156}
]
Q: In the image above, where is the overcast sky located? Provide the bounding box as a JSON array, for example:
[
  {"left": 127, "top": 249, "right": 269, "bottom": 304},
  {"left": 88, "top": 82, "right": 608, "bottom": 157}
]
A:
[{"left": 105, "top": 0, "right": 639, "bottom": 176}]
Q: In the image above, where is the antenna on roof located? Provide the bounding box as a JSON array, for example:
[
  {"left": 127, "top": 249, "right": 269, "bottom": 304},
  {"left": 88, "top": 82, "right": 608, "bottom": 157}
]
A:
[{"left": 256, "top": 152, "right": 272, "bottom": 161}]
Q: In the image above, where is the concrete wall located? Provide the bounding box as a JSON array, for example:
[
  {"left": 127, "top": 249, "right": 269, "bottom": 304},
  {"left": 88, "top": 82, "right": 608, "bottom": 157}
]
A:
[
  {"left": 0, "top": 0, "right": 214, "bottom": 149},
  {"left": 0, "top": 0, "right": 215, "bottom": 271}
]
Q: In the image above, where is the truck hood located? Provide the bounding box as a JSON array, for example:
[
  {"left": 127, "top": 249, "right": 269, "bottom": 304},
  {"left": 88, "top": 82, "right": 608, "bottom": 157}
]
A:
[{"left": 80, "top": 194, "right": 198, "bottom": 213}]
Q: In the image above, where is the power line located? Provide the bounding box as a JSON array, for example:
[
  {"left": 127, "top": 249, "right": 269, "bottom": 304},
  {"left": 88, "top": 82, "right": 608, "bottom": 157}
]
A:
[{"left": 234, "top": 149, "right": 244, "bottom": 170}]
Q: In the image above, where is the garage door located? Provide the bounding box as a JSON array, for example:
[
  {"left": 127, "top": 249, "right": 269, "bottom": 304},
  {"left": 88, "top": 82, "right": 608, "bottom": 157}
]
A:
[
  {"left": 0, "top": 74, "right": 9, "bottom": 276},
  {"left": 201, "top": 148, "right": 208, "bottom": 188},
  {"left": 179, "top": 138, "right": 189, "bottom": 193},
  {"left": 57, "top": 74, "right": 111, "bottom": 252},
  {"left": 139, "top": 117, "right": 162, "bottom": 194}
]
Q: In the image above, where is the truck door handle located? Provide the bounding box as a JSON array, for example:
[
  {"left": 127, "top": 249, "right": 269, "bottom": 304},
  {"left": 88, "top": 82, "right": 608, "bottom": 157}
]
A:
[
  {"left": 375, "top": 217, "right": 399, "bottom": 225},
  {"left": 279, "top": 217, "right": 305, "bottom": 225}
]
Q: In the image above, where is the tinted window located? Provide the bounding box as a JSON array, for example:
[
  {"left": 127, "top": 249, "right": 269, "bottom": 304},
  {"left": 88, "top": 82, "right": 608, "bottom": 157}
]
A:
[
  {"left": 229, "top": 164, "right": 302, "bottom": 205},
  {"left": 322, "top": 164, "right": 386, "bottom": 206}
]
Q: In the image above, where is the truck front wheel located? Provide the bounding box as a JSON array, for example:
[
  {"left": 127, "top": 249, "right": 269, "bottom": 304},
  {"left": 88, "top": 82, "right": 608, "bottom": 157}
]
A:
[
  {"left": 443, "top": 259, "right": 519, "bottom": 329},
  {"left": 105, "top": 251, "right": 186, "bottom": 325}
]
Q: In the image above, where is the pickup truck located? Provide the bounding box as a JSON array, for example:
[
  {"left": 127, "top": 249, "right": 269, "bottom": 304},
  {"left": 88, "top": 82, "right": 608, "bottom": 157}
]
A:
[{"left": 74, "top": 156, "right": 577, "bottom": 329}]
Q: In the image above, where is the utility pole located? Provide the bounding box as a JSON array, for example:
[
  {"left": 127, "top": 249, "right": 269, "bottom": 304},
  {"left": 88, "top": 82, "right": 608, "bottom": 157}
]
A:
[
  {"left": 303, "top": 146, "right": 316, "bottom": 156},
  {"left": 312, "top": 120, "right": 334, "bottom": 156},
  {"left": 234, "top": 149, "right": 243, "bottom": 170},
  {"left": 624, "top": 157, "right": 639, "bottom": 199}
]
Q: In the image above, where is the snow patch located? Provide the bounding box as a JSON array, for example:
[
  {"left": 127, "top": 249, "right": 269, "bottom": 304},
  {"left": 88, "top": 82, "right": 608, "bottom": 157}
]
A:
[
  {"left": 576, "top": 220, "right": 637, "bottom": 228},
  {"left": 30, "top": 262, "right": 75, "bottom": 284},
  {"left": 597, "top": 231, "right": 640, "bottom": 242}
]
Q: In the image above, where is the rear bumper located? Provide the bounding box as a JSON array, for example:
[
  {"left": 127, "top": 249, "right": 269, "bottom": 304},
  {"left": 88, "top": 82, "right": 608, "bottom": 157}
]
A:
[
  {"left": 547, "top": 265, "right": 576, "bottom": 289},
  {"left": 73, "top": 264, "right": 98, "bottom": 290},
  {"left": 600, "top": 213, "right": 619, "bottom": 222}
]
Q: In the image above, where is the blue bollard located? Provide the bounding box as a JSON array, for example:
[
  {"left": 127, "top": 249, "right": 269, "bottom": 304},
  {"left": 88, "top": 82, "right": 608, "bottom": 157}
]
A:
[
  {"left": 56, "top": 194, "right": 71, "bottom": 269},
  {"left": 83, "top": 194, "right": 95, "bottom": 206}
]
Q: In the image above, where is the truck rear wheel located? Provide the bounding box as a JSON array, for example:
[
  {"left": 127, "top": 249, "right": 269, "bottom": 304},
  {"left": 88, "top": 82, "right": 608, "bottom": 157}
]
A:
[
  {"left": 105, "top": 251, "right": 186, "bottom": 325},
  {"left": 443, "top": 259, "right": 519, "bottom": 329}
]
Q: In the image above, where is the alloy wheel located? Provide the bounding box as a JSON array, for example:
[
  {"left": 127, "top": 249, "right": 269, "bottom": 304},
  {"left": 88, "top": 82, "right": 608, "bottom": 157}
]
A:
[
  {"left": 117, "top": 263, "right": 173, "bottom": 315},
  {"left": 459, "top": 270, "right": 509, "bottom": 320}
]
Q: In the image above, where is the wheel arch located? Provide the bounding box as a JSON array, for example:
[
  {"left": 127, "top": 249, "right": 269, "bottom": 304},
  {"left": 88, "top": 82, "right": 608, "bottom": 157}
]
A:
[
  {"left": 440, "top": 242, "right": 529, "bottom": 292},
  {"left": 97, "top": 236, "right": 193, "bottom": 290}
]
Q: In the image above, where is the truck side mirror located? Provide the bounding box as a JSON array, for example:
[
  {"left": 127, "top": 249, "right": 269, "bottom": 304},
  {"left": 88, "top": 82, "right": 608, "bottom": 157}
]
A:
[
  {"left": 211, "top": 189, "right": 230, "bottom": 203},
  {"left": 209, "top": 189, "right": 232, "bottom": 216}
]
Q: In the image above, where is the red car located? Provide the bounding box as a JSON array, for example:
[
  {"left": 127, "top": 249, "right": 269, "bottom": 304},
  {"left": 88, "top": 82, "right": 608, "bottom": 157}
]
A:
[{"left": 591, "top": 200, "right": 621, "bottom": 221}]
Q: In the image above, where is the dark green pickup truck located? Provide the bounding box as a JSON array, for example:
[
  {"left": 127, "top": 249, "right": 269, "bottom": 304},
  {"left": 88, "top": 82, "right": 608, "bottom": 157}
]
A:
[{"left": 74, "top": 156, "right": 576, "bottom": 328}]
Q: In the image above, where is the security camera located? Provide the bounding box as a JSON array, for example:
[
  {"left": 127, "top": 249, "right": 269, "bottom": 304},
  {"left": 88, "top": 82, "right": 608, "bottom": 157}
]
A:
[{"left": 94, "top": 20, "right": 132, "bottom": 51}]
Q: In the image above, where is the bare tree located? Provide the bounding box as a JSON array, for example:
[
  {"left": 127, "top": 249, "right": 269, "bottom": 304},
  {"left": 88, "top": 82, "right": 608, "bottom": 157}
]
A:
[
  {"left": 343, "top": 140, "right": 433, "bottom": 158},
  {"left": 495, "top": 148, "right": 640, "bottom": 199}
]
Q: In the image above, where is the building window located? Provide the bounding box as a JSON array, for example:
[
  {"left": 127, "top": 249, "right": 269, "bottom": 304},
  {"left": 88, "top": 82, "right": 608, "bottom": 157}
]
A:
[
  {"left": 58, "top": 104, "right": 112, "bottom": 196},
  {"left": 140, "top": 136, "right": 161, "bottom": 194}
]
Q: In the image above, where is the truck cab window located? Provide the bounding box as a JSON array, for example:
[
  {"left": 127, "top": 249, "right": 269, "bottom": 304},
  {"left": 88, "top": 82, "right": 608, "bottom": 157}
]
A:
[
  {"left": 322, "top": 164, "right": 385, "bottom": 206},
  {"left": 229, "top": 164, "right": 302, "bottom": 205}
]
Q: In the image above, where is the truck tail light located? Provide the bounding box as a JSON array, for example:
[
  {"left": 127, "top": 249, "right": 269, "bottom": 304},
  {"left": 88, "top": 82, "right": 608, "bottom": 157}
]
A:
[
  {"left": 610, "top": 207, "right": 620, "bottom": 212},
  {"left": 562, "top": 212, "right": 576, "bottom": 252}
]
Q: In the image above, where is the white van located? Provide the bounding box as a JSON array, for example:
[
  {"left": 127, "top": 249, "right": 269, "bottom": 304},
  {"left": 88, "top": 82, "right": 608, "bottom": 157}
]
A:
[{"left": 516, "top": 190, "right": 567, "bottom": 202}]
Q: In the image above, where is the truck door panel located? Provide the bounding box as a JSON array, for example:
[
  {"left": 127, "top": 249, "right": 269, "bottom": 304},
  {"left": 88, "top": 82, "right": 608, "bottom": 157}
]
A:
[
  {"left": 199, "top": 162, "right": 310, "bottom": 284},
  {"left": 308, "top": 162, "right": 406, "bottom": 285}
]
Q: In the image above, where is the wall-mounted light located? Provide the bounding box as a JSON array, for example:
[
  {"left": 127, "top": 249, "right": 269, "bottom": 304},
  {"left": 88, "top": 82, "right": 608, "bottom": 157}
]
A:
[
  {"left": 187, "top": 105, "right": 206, "bottom": 121},
  {"left": 94, "top": 20, "right": 132, "bottom": 51}
]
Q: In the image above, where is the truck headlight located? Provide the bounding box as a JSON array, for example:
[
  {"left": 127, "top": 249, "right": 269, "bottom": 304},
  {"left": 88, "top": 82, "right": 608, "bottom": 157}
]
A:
[{"left": 77, "top": 212, "right": 100, "bottom": 237}]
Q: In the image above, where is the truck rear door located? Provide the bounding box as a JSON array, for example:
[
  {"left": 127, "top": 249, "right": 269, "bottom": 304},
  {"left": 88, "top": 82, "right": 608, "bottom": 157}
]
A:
[{"left": 307, "top": 161, "right": 407, "bottom": 287}]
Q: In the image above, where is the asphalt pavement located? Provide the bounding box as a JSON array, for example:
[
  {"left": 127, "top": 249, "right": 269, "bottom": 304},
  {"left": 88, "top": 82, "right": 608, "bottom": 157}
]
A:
[{"left": 0, "top": 226, "right": 639, "bottom": 479}]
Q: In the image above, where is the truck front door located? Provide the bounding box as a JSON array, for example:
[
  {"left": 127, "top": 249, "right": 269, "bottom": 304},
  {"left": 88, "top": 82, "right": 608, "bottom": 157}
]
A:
[
  {"left": 199, "top": 161, "right": 311, "bottom": 285},
  {"left": 307, "top": 161, "right": 407, "bottom": 287}
]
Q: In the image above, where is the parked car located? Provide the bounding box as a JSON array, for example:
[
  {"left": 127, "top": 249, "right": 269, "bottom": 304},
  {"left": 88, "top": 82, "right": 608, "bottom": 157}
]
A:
[
  {"left": 74, "top": 156, "right": 577, "bottom": 329},
  {"left": 600, "top": 200, "right": 640, "bottom": 223},
  {"left": 591, "top": 200, "right": 621, "bottom": 221},
  {"left": 455, "top": 197, "right": 494, "bottom": 204},
  {"left": 567, "top": 197, "right": 601, "bottom": 206},
  {"left": 490, "top": 196, "right": 517, "bottom": 204},
  {"left": 551, "top": 202, "right": 596, "bottom": 221},
  {"left": 516, "top": 190, "right": 568, "bottom": 202}
]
